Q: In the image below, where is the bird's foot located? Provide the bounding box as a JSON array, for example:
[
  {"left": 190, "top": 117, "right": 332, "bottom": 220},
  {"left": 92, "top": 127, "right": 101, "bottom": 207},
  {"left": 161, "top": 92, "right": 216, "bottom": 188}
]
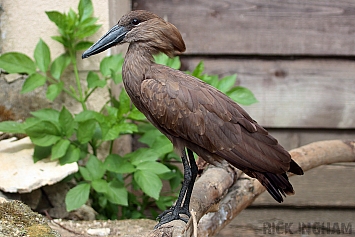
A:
[
  {"left": 157, "top": 205, "right": 191, "bottom": 220},
  {"left": 155, "top": 206, "right": 190, "bottom": 229}
]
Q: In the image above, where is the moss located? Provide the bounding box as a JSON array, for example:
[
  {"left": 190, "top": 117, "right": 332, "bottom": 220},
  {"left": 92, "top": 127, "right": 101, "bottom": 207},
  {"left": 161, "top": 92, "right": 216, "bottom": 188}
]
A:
[{"left": 0, "top": 200, "right": 60, "bottom": 237}]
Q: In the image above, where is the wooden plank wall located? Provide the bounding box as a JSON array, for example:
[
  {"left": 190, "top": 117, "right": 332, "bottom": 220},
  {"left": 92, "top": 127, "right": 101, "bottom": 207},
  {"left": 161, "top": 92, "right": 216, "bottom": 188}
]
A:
[
  {"left": 132, "top": 0, "right": 355, "bottom": 150},
  {"left": 134, "top": 1, "right": 355, "bottom": 56},
  {"left": 131, "top": 1, "right": 355, "bottom": 235}
]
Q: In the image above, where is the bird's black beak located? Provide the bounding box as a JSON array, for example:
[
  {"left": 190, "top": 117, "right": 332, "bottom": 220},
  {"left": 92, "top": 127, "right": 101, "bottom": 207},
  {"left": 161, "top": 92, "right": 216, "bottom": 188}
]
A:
[{"left": 82, "top": 24, "right": 128, "bottom": 59}]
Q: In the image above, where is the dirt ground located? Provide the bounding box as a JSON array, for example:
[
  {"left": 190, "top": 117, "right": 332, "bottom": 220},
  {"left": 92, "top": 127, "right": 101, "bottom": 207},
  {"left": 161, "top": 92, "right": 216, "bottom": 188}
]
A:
[
  {"left": 49, "top": 207, "right": 355, "bottom": 237},
  {"left": 48, "top": 219, "right": 157, "bottom": 237}
]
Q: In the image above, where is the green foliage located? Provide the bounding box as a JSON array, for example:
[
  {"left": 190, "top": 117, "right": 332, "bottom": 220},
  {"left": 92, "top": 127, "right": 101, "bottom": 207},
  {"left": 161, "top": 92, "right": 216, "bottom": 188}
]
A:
[
  {"left": 65, "top": 183, "right": 90, "bottom": 211},
  {"left": 0, "top": 52, "right": 36, "bottom": 74},
  {"left": 0, "top": 0, "right": 257, "bottom": 220},
  {"left": 189, "top": 61, "right": 258, "bottom": 105}
]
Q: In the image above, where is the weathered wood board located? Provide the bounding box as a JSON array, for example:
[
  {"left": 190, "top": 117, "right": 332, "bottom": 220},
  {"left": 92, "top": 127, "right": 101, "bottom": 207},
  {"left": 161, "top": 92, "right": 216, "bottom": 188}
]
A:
[
  {"left": 253, "top": 164, "right": 355, "bottom": 207},
  {"left": 216, "top": 208, "right": 355, "bottom": 236},
  {"left": 133, "top": 0, "right": 355, "bottom": 56},
  {"left": 182, "top": 58, "right": 355, "bottom": 128},
  {"left": 268, "top": 129, "right": 355, "bottom": 151}
]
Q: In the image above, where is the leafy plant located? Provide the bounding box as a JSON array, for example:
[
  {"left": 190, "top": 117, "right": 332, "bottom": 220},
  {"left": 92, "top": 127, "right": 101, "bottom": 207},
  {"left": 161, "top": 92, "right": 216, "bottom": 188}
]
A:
[{"left": 0, "top": 0, "right": 257, "bottom": 220}]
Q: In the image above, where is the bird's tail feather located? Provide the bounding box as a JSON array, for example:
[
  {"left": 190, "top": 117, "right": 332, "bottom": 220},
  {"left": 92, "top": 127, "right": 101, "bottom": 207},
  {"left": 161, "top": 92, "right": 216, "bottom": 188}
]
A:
[
  {"left": 255, "top": 172, "right": 295, "bottom": 203},
  {"left": 289, "top": 159, "right": 304, "bottom": 175}
]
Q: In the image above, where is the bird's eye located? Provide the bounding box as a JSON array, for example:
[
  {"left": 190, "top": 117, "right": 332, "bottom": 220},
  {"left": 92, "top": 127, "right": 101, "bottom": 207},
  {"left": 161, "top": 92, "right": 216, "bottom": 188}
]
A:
[{"left": 131, "top": 18, "right": 141, "bottom": 25}]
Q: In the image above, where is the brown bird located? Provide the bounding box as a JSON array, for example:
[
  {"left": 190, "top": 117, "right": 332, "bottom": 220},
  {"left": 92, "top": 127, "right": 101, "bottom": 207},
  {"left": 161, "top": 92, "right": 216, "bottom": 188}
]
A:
[{"left": 82, "top": 10, "right": 304, "bottom": 227}]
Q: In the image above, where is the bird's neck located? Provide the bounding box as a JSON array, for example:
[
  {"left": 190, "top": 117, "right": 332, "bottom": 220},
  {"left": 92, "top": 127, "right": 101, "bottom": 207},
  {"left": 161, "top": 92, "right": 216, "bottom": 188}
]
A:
[
  {"left": 122, "top": 42, "right": 156, "bottom": 109},
  {"left": 123, "top": 42, "right": 155, "bottom": 81}
]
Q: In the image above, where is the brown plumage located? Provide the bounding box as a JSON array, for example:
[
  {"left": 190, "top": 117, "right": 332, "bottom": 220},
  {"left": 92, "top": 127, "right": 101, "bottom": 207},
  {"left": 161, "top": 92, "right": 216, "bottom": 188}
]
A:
[{"left": 82, "top": 10, "right": 303, "bottom": 227}]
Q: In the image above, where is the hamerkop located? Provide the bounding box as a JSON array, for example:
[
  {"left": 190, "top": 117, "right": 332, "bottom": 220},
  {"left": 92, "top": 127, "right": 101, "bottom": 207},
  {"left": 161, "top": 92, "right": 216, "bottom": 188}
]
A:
[{"left": 82, "top": 10, "right": 304, "bottom": 227}]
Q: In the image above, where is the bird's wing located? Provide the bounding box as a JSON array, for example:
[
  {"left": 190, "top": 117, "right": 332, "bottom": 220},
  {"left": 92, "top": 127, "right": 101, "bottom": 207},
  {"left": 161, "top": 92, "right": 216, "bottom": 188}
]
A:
[{"left": 140, "top": 64, "right": 290, "bottom": 173}]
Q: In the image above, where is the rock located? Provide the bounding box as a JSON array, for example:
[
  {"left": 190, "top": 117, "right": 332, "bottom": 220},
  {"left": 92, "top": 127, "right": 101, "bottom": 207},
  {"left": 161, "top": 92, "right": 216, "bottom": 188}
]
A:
[
  {"left": 0, "top": 199, "right": 60, "bottom": 237},
  {"left": 49, "top": 219, "right": 157, "bottom": 237},
  {"left": 3, "top": 73, "right": 23, "bottom": 83},
  {"left": 20, "top": 188, "right": 42, "bottom": 210},
  {"left": 0, "top": 137, "right": 78, "bottom": 193},
  {"left": 87, "top": 227, "right": 111, "bottom": 236},
  {"left": 68, "top": 204, "right": 97, "bottom": 221},
  {"left": 42, "top": 182, "right": 71, "bottom": 218}
]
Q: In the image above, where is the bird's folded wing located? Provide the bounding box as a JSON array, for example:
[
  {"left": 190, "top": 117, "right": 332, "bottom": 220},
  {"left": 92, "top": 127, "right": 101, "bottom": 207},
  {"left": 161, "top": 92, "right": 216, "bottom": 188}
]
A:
[{"left": 140, "top": 64, "right": 290, "bottom": 173}]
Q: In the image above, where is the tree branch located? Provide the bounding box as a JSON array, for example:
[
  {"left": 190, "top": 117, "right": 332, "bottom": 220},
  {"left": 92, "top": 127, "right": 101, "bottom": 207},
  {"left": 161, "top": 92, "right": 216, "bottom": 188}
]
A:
[{"left": 148, "top": 140, "right": 355, "bottom": 237}]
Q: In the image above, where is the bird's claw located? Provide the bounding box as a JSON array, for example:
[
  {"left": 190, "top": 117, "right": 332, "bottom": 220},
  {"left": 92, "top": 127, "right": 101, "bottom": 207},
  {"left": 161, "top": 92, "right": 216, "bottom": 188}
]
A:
[
  {"left": 157, "top": 205, "right": 191, "bottom": 220},
  {"left": 155, "top": 206, "right": 191, "bottom": 229}
]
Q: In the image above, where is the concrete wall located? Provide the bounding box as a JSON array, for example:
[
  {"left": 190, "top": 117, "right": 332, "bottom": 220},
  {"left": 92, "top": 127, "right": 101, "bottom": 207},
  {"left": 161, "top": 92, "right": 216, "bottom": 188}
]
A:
[{"left": 0, "top": 0, "right": 130, "bottom": 119}]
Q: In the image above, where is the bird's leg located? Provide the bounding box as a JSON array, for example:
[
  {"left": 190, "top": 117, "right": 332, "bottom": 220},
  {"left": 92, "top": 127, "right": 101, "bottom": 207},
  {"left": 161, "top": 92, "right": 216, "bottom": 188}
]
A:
[
  {"left": 182, "top": 148, "right": 198, "bottom": 211},
  {"left": 155, "top": 147, "right": 197, "bottom": 228}
]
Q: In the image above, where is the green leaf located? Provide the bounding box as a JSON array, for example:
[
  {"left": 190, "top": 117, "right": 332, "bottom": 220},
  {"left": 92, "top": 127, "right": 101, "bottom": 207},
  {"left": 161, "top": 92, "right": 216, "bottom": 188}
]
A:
[
  {"left": 79, "top": 167, "right": 92, "bottom": 181},
  {"left": 156, "top": 196, "right": 175, "bottom": 211},
  {"left": 75, "top": 41, "right": 93, "bottom": 51},
  {"left": 127, "top": 148, "right": 159, "bottom": 166},
  {"left": 78, "top": 0, "right": 93, "bottom": 22},
  {"left": 168, "top": 56, "right": 181, "bottom": 70},
  {"left": 25, "top": 120, "right": 61, "bottom": 146},
  {"left": 59, "top": 144, "right": 81, "bottom": 164},
  {"left": 191, "top": 61, "right": 204, "bottom": 78},
  {"left": 134, "top": 170, "right": 162, "bottom": 200},
  {"left": 100, "top": 125, "right": 117, "bottom": 141},
  {"left": 136, "top": 161, "right": 170, "bottom": 175},
  {"left": 165, "top": 165, "right": 183, "bottom": 190},
  {"left": 67, "top": 9, "right": 78, "bottom": 28},
  {"left": 76, "top": 25, "right": 101, "bottom": 39},
  {"left": 65, "top": 183, "right": 90, "bottom": 211},
  {"left": 33, "top": 145, "right": 52, "bottom": 163},
  {"left": 86, "top": 155, "right": 105, "bottom": 180},
  {"left": 127, "top": 108, "right": 146, "bottom": 121},
  {"left": 21, "top": 73, "right": 47, "bottom": 94},
  {"left": 46, "top": 82, "right": 64, "bottom": 101},
  {"left": 98, "top": 196, "right": 107, "bottom": 209},
  {"left": 51, "top": 36, "right": 67, "bottom": 46},
  {"left": 117, "top": 89, "right": 131, "bottom": 117},
  {"left": 227, "top": 86, "right": 258, "bottom": 105},
  {"left": 77, "top": 119, "right": 96, "bottom": 144},
  {"left": 51, "top": 139, "right": 70, "bottom": 160},
  {"left": 154, "top": 53, "right": 181, "bottom": 69},
  {"left": 138, "top": 126, "right": 163, "bottom": 147},
  {"left": 101, "top": 122, "right": 137, "bottom": 141},
  {"left": 34, "top": 39, "right": 51, "bottom": 72},
  {"left": 50, "top": 54, "right": 71, "bottom": 80},
  {"left": 46, "top": 11, "right": 66, "bottom": 29},
  {"left": 100, "top": 55, "right": 124, "bottom": 77},
  {"left": 59, "top": 106, "right": 75, "bottom": 137},
  {"left": 202, "top": 74, "right": 219, "bottom": 87},
  {"left": 0, "top": 52, "right": 36, "bottom": 74},
  {"left": 104, "top": 154, "right": 135, "bottom": 173},
  {"left": 115, "top": 123, "right": 138, "bottom": 134},
  {"left": 111, "top": 71, "right": 122, "bottom": 84},
  {"left": 105, "top": 106, "right": 118, "bottom": 118},
  {"left": 154, "top": 53, "right": 169, "bottom": 65},
  {"left": 21, "top": 118, "right": 38, "bottom": 131},
  {"left": 30, "top": 135, "right": 61, "bottom": 147},
  {"left": 0, "top": 121, "right": 25, "bottom": 133},
  {"left": 91, "top": 179, "right": 108, "bottom": 193},
  {"left": 31, "top": 108, "right": 60, "bottom": 122},
  {"left": 79, "top": 17, "right": 98, "bottom": 28},
  {"left": 75, "top": 110, "right": 104, "bottom": 123},
  {"left": 87, "top": 71, "right": 106, "bottom": 88},
  {"left": 150, "top": 135, "right": 173, "bottom": 157},
  {"left": 107, "top": 180, "right": 128, "bottom": 206},
  {"left": 217, "top": 74, "right": 237, "bottom": 93}
]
